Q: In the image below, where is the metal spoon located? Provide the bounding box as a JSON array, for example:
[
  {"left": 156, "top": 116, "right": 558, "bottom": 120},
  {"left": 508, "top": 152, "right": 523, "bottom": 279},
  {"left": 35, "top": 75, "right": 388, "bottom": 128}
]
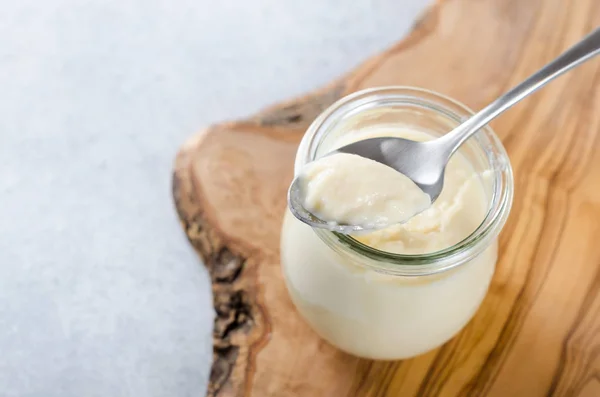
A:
[{"left": 289, "top": 27, "right": 600, "bottom": 234}]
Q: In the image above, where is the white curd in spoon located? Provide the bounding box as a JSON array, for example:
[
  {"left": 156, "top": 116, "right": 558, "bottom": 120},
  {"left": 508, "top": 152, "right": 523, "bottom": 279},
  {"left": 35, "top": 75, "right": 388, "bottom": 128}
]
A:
[{"left": 299, "top": 152, "right": 431, "bottom": 229}]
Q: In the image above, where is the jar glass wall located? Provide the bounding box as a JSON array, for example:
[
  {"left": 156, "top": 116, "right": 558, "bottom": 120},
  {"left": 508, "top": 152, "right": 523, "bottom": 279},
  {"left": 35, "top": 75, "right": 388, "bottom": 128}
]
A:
[{"left": 280, "top": 87, "right": 513, "bottom": 360}]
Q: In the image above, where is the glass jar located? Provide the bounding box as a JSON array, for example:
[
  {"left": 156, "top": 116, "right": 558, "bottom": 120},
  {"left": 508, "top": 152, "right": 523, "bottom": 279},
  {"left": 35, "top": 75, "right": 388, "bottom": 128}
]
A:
[{"left": 280, "top": 87, "right": 513, "bottom": 360}]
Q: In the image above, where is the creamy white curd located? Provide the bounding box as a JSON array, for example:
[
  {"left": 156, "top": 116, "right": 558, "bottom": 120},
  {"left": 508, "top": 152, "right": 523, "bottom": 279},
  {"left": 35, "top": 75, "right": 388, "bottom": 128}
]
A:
[
  {"left": 299, "top": 152, "right": 431, "bottom": 229},
  {"left": 281, "top": 126, "right": 497, "bottom": 359}
]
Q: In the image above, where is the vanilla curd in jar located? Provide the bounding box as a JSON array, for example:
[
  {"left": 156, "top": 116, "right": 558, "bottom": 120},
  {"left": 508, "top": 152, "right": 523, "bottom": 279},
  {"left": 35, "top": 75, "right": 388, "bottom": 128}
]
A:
[{"left": 280, "top": 87, "right": 513, "bottom": 360}]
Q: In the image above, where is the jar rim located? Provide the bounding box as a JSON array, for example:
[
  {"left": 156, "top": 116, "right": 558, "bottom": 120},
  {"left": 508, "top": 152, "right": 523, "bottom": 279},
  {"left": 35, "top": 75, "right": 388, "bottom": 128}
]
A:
[{"left": 295, "top": 86, "right": 514, "bottom": 276}]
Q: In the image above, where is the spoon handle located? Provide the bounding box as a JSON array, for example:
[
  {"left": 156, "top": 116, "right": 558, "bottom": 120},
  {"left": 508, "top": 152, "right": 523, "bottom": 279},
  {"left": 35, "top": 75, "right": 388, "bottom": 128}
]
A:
[{"left": 442, "top": 27, "right": 600, "bottom": 154}]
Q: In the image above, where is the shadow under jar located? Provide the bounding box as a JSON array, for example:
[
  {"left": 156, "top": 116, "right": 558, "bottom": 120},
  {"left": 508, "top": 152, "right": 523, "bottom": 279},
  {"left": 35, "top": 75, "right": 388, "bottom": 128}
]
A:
[{"left": 280, "top": 87, "right": 514, "bottom": 360}]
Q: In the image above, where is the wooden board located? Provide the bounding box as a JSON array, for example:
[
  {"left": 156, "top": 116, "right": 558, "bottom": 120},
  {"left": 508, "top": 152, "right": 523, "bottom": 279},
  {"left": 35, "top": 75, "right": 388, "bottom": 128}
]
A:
[{"left": 172, "top": 0, "right": 600, "bottom": 395}]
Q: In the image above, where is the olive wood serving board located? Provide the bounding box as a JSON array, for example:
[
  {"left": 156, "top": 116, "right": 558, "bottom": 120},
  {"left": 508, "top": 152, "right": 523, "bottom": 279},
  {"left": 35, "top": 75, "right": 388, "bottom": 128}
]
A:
[{"left": 172, "top": 0, "right": 600, "bottom": 395}]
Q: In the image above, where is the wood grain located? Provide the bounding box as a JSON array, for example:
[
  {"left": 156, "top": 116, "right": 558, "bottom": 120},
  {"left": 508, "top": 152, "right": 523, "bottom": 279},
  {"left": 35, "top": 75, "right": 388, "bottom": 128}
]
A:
[{"left": 172, "top": 0, "right": 600, "bottom": 395}]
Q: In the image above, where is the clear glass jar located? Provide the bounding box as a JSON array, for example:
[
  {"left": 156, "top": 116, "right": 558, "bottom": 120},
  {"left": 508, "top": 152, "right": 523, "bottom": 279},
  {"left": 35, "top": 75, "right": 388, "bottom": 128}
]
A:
[{"left": 280, "top": 87, "right": 514, "bottom": 360}]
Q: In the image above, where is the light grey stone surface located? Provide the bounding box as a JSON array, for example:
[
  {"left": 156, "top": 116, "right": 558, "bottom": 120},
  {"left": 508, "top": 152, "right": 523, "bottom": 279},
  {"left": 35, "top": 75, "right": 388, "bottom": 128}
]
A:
[{"left": 0, "top": 1, "right": 427, "bottom": 396}]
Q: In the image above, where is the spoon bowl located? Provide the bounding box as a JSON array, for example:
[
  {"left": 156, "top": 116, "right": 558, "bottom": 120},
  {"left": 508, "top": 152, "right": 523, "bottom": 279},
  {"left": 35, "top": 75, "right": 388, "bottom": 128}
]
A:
[{"left": 288, "top": 137, "right": 447, "bottom": 234}]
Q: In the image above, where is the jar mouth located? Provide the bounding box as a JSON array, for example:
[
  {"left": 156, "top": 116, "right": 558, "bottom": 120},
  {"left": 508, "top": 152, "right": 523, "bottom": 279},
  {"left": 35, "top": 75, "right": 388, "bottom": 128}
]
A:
[{"left": 295, "top": 86, "right": 514, "bottom": 275}]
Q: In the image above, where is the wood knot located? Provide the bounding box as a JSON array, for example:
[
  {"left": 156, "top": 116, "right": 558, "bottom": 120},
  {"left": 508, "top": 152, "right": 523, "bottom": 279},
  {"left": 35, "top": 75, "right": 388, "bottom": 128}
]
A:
[{"left": 211, "top": 248, "right": 245, "bottom": 283}]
